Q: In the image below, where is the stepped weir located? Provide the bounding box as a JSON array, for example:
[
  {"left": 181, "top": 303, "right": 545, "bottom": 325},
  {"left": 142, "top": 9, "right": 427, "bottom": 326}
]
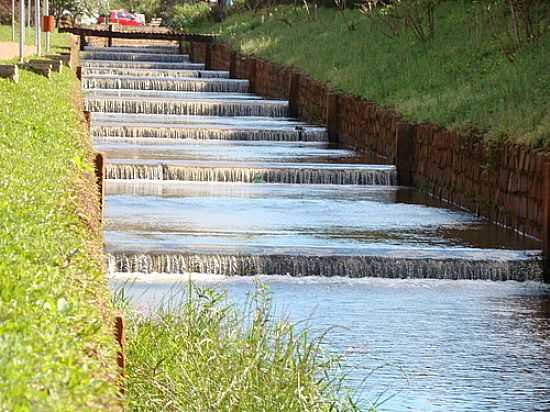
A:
[{"left": 82, "top": 42, "right": 543, "bottom": 281}]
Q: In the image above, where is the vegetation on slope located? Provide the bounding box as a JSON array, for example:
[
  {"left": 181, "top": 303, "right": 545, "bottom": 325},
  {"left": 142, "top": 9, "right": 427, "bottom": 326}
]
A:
[
  {"left": 124, "top": 284, "right": 365, "bottom": 411},
  {"left": 0, "top": 69, "right": 119, "bottom": 409},
  {"left": 188, "top": 1, "right": 550, "bottom": 146}
]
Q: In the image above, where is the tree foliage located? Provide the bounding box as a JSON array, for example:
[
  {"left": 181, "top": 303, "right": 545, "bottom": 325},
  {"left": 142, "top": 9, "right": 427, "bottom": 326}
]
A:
[
  {"left": 360, "top": 0, "right": 442, "bottom": 41},
  {"left": 473, "top": 0, "right": 550, "bottom": 59},
  {"left": 50, "top": 0, "right": 108, "bottom": 21}
]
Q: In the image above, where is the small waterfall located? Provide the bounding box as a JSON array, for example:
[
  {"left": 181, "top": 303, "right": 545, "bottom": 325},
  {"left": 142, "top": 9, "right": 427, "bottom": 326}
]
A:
[
  {"left": 82, "top": 67, "right": 229, "bottom": 78},
  {"left": 83, "top": 46, "right": 180, "bottom": 54},
  {"left": 85, "top": 98, "right": 289, "bottom": 117},
  {"left": 82, "top": 61, "right": 205, "bottom": 70},
  {"left": 107, "top": 253, "right": 543, "bottom": 281},
  {"left": 81, "top": 52, "right": 190, "bottom": 62},
  {"left": 92, "top": 125, "right": 329, "bottom": 142},
  {"left": 82, "top": 77, "right": 249, "bottom": 93},
  {"left": 106, "top": 163, "right": 397, "bottom": 185}
]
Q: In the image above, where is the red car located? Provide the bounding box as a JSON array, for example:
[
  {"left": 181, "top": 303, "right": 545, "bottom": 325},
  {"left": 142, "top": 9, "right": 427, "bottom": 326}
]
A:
[{"left": 98, "top": 11, "right": 144, "bottom": 26}]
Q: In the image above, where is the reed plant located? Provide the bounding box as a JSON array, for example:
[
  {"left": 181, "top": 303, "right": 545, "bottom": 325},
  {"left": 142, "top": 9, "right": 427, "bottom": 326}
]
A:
[{"left": 123, "top": 283, "right": 366, "bottom": 411}]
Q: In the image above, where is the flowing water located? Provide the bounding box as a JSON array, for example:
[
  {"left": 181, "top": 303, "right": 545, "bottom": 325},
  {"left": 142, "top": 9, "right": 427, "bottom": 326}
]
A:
[
  {"left": 82, "top": 44, "right": 548, "bottom": 411},
  {"left": 82, "top": 76, "right": 250, "bottom": 93},
  {"left": 111, "top": 275, "right": 550, "bottom": 412}
]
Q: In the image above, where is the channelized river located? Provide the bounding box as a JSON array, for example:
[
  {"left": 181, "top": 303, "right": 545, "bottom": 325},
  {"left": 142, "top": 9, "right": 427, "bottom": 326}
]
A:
[
  {"left": 80, "top": 42, "right": 548, "bottom": 411},
  {"left": 111, "top": 275, "right": 550, "bottom": 412}
]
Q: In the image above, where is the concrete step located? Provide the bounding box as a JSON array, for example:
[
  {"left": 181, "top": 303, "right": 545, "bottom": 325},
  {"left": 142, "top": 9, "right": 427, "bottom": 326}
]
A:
[
  {"left": 81, "top": 51, "right": 190, "bottom": 62},
  {"left": 81, "top": 60, "right": 205, "bottom": 70},
  {"left": 105, "top": 160, "right": 397, "bottom": 185},
  {"left": 82, "top": 75, "right": 249, "bottom": 93},
  {"left": 84, "top": 95, "right": 288, "bottom": 117},
  {"left": 83, "top": 45, "right": 181, "bottom": 54},
  {"left": 105, "top": 182, "right": 542, "bottom": 280},
  {"left": 82, "top": 67, "right": 229, "bottom": 78},
  {"left": 94, "top": 140, "right": 353, "bottom": 163},
  {"left": 91, "top": 113, "right": 328, "bottom": 142}
]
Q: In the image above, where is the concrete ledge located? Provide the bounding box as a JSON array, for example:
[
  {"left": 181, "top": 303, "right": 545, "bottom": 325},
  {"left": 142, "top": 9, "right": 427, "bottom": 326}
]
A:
[{"left": 0, "top": 64, "right": 18, "bottom": 82}]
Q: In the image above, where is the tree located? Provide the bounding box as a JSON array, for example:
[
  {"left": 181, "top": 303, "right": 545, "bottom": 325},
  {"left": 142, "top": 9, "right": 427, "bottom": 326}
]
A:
[
  {"left": 360, "top": 0, "right": 442, "bottom": 42},
  {"left": 51, "top": 0, "right": 106, "bottom": 23}
]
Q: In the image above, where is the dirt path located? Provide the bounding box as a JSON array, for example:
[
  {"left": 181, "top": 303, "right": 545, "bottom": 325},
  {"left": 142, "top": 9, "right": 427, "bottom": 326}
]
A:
[{"left": 0, "top": 41, "right": 34, "bottom": 61}]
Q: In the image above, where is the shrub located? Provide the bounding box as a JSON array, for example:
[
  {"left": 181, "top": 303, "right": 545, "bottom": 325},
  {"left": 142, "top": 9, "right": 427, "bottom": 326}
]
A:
[
  {"left": 360, "top": 0, "right": 442, "bottom": 41},
  {"left": 166, "top": 2, "right": 211, "bottom": 31},
  {"left": 124, "top": 284, "right": 363, "bottom": 411}
]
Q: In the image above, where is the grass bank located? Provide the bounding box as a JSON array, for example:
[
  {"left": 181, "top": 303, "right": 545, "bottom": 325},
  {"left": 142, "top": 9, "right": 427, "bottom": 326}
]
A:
[
  {"left": 0, "top": 24, "right": 68, "bottom": 46},
  {"left": 189, "top": 2, "right": 550, "bottom": 146},
  {"left": 123, "top": 284, "right": 365, "bottom": 411},
  {"left": 0, "top": 69, "right": 119, "bottom": 408}
]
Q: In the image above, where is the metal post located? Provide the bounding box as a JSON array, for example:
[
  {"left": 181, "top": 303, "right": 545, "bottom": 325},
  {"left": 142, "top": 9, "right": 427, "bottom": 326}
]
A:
[
  {"left": 544, "top": 161, "right": 550, "bottom": 283},
  {"left": 44, "top": 0, "right": 49, "bottom": 52},
  {"left": 288, "top": 72, "right": 300, "bottom": 118},
  {"left": 326, "top": 93, "right": 340, "bottom": 144},
  {"left": 108, "top": 24, "right": 113, "bottom": 47},
  {"left": 395, "top": 122, "right": 416, "bottom": 186},
  {"left": 11, "top": 0, "right": 15, "bottom": 41},
  {"left": 19, "top": 0, "right": 25, "bottom": 63},
  {"left": 229, "top": 51, "right": 237, "bottom": 79},
  {"left": 35, "top": 0, "right": 41, "bottom": 56},
  {"left": 205, "top": 43, "right": 212, "bottom": 70},
  {"left": 247, "top": 57, "right": 257, "bottom": 94}
]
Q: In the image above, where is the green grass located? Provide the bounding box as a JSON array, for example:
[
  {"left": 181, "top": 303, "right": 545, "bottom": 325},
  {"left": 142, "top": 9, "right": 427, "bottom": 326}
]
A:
[
  {"left": 165, "top": 3, "right": 211, "bottom": 31},
  {"left": 190, "top": 2, "right": 550, "bottom": 146},
  {"left": 0, "top": 69, "right": 119, "bottom": 409},
  {"left": 123, "top": 284, "right": 366, "bottom": 411},
  {"left": 0, "top": 23, "right": 69, "bottom": 44}
]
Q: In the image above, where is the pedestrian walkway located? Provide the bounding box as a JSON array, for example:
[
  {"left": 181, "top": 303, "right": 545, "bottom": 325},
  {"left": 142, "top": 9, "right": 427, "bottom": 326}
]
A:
[{"left": 0, "top": 41, "right": 33, "bottom": 61}]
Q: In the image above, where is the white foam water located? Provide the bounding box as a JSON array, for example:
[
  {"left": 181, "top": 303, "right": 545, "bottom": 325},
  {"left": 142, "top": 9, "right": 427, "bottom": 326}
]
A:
[
  {"left": 106, "top": 163, "right": 397, "bottom": 185},
  {"left": 82, "top": 67, "right": 229, "bottom": 78},
  {"left": 81, "top": 51, "right": 190, "bottom": 62},
  {"left": 85, "top": 98, "right": 289, "bottom": 117},
  {"left": 82, "top": 77, "right": 249, "bottom": 93},
  {"left": 92, "top": 125, "right": 328, "bottom": 142},
  {"left": 107, "top": 252, "right": 543, "bottom": 281}
]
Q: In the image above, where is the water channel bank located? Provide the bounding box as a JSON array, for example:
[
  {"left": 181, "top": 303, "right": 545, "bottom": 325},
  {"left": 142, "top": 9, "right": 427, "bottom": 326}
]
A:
[
  {"left": 0, "top": 61, "right": 119, "bottom": 408},
  {"left": 114, "top": 275, "right": 550, "bottom": 412}
]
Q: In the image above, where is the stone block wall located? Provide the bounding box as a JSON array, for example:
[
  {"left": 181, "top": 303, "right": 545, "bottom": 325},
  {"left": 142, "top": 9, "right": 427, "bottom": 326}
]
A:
[
  {"left": 294, "top": 75, "right": 328, "bottom": 124},
  {"left": 337, "top": 95, "right": 398, "bottom": 160},
  {"left": 412, "top": 124, "right": 549, "bottom": 240},
  {"left": 210, "top": 43, "right": 231, "bottom": 71},
  {"left": 189, "top": 41, "right": 207, "bottom": 64}
]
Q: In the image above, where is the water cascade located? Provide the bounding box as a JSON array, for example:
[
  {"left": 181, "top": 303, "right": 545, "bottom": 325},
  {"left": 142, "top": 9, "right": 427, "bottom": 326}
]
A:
[
  {"left": 84, "top": 45, "right": 180, "bottom": 54},
  {"left": 82, "top": 60, "right": 206, "bottom": 70},
  {"left": 106, "top": 163, "right": 397, "bottom": 185},
  {"left": 82, "top": 67, "right": 229, "bottom": 78},
  {"left": 107, "top": 252, "right": 541, "bottom": 281},
  {"left": 82, "top": 76, "right": 249, "bottom": 93},
  {"left": 83, "top": 44, "right": 543, "bottom": 281},
  {"left": 81, "top": 51, "right": 190, "bottom": 62},
  {"left": 92, "top": 124, "right": 329, "bottom": 142},
  {"left": 84, "top": 97, "right": 289, "bottom": 117}
]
